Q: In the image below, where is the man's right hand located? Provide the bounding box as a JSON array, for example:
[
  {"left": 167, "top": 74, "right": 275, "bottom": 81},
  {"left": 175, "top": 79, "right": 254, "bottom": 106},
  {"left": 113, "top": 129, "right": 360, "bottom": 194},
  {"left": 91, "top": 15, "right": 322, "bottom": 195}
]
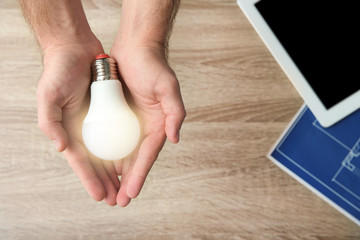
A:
[{"left": 37, "top": 41, "right": 122, "bottom": 206}]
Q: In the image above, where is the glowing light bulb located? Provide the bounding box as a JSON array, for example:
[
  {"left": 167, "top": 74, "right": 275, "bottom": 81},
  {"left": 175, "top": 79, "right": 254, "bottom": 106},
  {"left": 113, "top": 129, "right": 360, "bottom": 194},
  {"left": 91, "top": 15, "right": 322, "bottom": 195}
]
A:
[{"left": 82, "top": 54, "right": 140, "bottom": 160}]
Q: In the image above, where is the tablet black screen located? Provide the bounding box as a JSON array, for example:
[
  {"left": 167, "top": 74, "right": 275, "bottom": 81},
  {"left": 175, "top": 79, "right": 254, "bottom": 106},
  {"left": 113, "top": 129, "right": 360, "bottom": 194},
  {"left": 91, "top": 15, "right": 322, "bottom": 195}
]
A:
[{"left": 255, "top": 0, "right": 359, "bottom": 109}]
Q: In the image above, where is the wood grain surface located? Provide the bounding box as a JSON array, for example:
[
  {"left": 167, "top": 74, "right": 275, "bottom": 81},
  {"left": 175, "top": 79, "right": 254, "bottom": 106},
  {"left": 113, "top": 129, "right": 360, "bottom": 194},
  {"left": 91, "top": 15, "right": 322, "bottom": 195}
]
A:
[{"left": 0, "top": 0, "right": 359, "bottom": 239}]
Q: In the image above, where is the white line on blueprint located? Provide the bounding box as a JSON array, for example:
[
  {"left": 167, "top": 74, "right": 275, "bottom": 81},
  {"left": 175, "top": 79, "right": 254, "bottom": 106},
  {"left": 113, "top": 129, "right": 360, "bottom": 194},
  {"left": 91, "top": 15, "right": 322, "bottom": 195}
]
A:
[
  {"left": 276, "top": 149, "right": 360, "bottom": 212},
  {"left": 312, "top": 120, "right": 352, "bottom": 152},
  {"left": 275, "top": 107, "right": 360, "bottom": 213},
  {"left": 333, "top": 177, "right": 360, "bottom": 201},
  {"left": 313, "top": 119, "right": 360, "bottom": 201}
]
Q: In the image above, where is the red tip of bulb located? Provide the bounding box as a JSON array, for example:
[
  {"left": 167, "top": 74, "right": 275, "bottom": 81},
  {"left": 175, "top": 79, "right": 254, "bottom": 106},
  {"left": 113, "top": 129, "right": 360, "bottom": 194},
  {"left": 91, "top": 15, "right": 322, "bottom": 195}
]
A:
[{"left": 96, "top": 54, "right": 110, "bottom": 60}]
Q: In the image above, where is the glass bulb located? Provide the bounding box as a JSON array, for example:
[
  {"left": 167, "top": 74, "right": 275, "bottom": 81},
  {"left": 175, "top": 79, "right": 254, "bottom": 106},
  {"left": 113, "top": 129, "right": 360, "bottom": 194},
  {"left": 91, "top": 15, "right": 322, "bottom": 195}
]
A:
[{"left": 82, "top": 54, "right": 140, "bottom": 160}]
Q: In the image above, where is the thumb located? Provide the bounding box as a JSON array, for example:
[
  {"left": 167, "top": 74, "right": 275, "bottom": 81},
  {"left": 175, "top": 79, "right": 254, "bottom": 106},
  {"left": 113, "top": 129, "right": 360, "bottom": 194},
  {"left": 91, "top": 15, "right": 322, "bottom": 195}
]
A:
[
  {"left": 159, "top": 76, "right": 186, "bottom": 143},
  {"left": 37, "top": 91, "right": 68, "bottom": 152}
]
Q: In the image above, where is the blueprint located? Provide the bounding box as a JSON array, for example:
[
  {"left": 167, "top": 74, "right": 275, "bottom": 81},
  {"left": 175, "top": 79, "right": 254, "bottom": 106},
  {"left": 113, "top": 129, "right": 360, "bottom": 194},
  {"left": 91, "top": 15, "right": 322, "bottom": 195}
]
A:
[{"left": 269, "top": 105, "right": 360, "bottom": 226}]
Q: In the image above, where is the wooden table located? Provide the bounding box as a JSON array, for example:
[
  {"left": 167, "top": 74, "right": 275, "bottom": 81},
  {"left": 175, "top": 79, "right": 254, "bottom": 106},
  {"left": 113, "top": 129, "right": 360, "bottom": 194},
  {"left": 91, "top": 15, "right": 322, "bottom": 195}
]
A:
[{"left": 0, "top": 0, "right": 359, "bottom": 239}]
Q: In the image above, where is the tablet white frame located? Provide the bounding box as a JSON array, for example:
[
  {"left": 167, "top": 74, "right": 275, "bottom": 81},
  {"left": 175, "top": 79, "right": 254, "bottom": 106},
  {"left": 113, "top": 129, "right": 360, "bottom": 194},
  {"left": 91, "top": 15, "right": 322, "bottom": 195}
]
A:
[{"left": 237, "top": 0, "right": 360, "bottom": 127}]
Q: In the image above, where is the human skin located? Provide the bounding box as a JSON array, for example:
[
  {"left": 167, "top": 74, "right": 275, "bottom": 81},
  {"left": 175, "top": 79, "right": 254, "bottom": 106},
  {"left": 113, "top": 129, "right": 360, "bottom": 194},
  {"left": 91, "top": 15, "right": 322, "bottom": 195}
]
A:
[{"left": 19, "top": 0, "right": 185, "bottom": 207}]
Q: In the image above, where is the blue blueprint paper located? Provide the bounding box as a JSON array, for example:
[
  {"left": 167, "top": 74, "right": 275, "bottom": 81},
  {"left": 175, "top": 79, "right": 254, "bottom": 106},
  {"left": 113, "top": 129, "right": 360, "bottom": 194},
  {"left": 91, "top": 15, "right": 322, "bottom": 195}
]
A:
[{"left": 269, "top": 105, "right": 360, "bottom": 226}]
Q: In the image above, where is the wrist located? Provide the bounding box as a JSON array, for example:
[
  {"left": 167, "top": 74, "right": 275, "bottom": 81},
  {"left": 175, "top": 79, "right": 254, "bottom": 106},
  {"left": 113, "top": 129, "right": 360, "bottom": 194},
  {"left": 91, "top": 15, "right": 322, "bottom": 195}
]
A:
[
  {"left": 116, "top": 0, "right": 181, "bottom": 57},
  {"left": 112, "top": 35, "right": 166, "bottom": 54},
  {"left": 116, "top": 24, "right": 167, "bottom": 52},
  {"left": 42, "top": 38, "right": 104, "bottom": 68},
  {"left": 38, "top": 18, "right": 96, "bottom": 53},
  {"left": 41, "top": 33, "right": 101, "bottom": 57},
  {"left": 111, "top": 39, "right": 167, "bottom": 68},
  {"left": 21, "top": 0, "right": 95, "bottom": 52}
]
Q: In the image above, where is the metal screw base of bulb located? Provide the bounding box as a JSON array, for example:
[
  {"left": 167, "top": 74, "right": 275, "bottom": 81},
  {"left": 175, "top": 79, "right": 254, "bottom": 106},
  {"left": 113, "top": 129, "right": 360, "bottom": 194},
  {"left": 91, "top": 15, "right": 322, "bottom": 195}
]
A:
[{"left": 92, "top": 55, "right": 119, "bottom": 82}]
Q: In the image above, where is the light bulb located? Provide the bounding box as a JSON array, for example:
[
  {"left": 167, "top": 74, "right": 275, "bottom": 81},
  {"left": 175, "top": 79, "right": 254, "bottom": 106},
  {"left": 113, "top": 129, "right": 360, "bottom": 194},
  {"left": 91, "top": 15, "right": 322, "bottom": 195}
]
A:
[{"left": 82, "top": 54, "right": 140, "bottom": 160}]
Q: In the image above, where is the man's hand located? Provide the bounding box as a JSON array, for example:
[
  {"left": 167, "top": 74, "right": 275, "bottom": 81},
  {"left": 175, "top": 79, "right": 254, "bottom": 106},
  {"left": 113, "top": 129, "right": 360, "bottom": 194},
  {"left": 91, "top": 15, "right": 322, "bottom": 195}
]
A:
[
  {"left": 107, "top": 0, "right": 184, "bottom": 206},
  {"left": 110, "top": 43, "right": 186, "bottom": 206},
  {"left": 21, "top": 0, "right": 184, "bottom": 207},
  {"left": 37, "top": 41, "right": 123, "bottom": 206},
  {"left": 20, "top": 0, "right": 125, "bottom": 206}
]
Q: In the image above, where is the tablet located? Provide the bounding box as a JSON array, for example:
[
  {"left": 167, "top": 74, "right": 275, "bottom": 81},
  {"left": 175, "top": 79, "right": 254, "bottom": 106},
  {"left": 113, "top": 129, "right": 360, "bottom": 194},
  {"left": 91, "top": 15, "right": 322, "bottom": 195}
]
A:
[{"left": 237, "top": 0, "right": 360, "bottom": 127}]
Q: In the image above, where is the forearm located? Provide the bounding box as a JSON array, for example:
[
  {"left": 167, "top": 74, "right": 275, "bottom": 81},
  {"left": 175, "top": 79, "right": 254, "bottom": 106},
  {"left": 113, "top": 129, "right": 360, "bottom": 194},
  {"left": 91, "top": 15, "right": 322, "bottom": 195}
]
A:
[
  {"left": 117, "top": 0, "right": 181, "bottom": 52},
  {"left": 19, "top": 0, "right": 95, "bottom": 52}
]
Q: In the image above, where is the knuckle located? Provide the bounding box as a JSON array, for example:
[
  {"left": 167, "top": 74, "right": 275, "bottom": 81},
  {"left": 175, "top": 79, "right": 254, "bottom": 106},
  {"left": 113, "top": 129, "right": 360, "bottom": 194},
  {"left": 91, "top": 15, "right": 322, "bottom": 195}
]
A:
[{"left": 36, "top": 83, "right": 63, "bottom": 104}]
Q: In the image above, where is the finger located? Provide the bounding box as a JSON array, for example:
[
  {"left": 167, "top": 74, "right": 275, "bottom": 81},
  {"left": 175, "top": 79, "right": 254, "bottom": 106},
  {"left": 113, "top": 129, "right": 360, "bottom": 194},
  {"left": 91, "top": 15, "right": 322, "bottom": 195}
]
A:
[
  {"left": 37, "top": 95, "right": 68, "bottom": 152},
  {"left": 158, "top": 78, "right": 186, "bottom": 143},
  {"left": 91, "top": 159, "right": 118, "bottom": 206},
  {"left": 116, "top": 168, "right": 132, "bottom": 207},
  {"left": 126, "top": 131, "right": 166, "bottom": 199},
  {"left": 116, "top": 180, "right": 132, "bottom": 207},
  {"left": 115, "top": 157, "right": 134, "bottom": 207},
  {"left": 64, "top": 141, "right": 105, "bottom": 202},
  {"left": 102, "top": 160, "right": 121, "bottom": 190}
]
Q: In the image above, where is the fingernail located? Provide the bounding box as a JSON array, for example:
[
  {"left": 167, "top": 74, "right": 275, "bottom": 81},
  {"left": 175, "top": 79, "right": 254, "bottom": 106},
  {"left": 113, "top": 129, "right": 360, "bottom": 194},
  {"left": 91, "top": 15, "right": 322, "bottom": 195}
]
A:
[{"left": 117, "top": 197, "right": 131, "bottom": 207}]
